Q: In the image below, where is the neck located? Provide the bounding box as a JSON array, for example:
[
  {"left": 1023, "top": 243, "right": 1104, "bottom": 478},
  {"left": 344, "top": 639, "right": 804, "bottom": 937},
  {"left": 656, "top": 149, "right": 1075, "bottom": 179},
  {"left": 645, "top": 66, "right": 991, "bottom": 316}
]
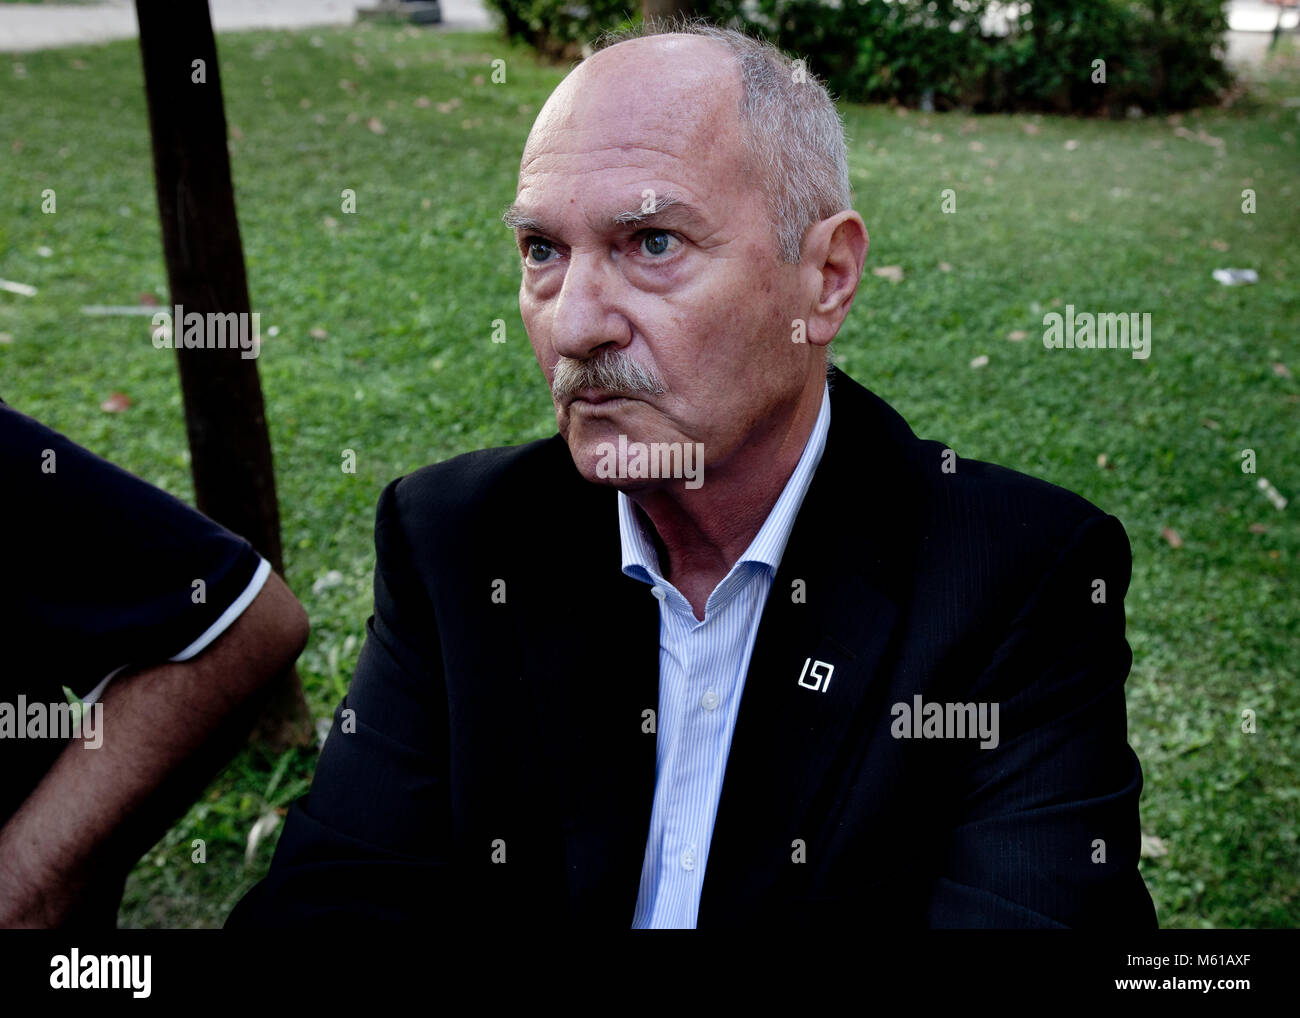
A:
[{"left": 629, "top": 373, "right": 825, "bottom": 621}]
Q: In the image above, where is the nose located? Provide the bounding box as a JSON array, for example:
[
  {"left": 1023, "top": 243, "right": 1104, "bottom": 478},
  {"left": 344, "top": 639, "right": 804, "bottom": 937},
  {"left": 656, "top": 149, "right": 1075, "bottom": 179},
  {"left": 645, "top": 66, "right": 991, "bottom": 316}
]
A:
[{"left": 548, "top": 247, "right": 631, "bottom": 363}]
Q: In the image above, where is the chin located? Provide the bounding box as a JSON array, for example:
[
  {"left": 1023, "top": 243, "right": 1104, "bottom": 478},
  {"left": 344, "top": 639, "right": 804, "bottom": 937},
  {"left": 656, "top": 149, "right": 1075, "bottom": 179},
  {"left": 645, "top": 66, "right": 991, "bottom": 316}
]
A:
[
  {"left": 563, "top": 425, "right": 705, "bottom": 495},
  {"left": 565, "top": 437, "right": 621, "bottom": 486}
]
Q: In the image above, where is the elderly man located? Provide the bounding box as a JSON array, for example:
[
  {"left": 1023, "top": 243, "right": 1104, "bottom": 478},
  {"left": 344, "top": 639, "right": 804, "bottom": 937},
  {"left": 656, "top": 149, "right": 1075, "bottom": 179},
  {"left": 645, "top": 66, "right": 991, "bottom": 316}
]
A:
[{"left": 230, "top": 23, "right": 1156, "bottom": 929}]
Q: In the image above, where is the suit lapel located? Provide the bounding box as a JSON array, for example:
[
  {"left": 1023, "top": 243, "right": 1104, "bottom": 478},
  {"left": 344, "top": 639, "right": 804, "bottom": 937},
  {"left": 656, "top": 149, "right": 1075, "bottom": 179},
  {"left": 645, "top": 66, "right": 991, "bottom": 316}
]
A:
[
  {"left": 698, "top": 369, "right": 924, "bottom": 925},
  {"left": 518, "top": 441, "right": 660, "bottom": 924}
]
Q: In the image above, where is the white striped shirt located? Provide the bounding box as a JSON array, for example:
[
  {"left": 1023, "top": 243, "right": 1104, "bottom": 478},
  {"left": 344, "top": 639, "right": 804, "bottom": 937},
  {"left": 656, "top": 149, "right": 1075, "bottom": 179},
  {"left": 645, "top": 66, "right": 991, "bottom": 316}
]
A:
[{"left": 622, "top": 383, "right": 832, "bottom": 928}]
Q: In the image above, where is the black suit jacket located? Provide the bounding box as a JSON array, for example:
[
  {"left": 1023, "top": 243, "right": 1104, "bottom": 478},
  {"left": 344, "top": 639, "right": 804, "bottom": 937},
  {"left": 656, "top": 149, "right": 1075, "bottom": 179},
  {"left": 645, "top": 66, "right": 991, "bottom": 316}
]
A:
[{"left": 229, "top": 366, "right": 1156, "bottom": 929}]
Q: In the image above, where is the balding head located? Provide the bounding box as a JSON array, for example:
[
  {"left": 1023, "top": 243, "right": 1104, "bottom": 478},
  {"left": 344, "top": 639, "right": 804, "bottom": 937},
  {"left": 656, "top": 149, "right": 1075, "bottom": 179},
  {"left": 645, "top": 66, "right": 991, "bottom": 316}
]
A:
[
  {"left": 505, "top": 23, "right": 867, "bottom": 505},
  {"left": 525, "top": 33, "right": 744, "bottom": 170}
]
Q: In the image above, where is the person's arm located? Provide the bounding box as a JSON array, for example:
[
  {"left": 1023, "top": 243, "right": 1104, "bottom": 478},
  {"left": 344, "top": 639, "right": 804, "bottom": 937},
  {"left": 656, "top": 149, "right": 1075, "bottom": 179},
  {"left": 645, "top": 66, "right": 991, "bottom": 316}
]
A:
[
  {"left": 924, "top": 512, "right": 1157, "bottom": 928},
  {"left": 0, "top": 571, "right": 309, "bottom": 928}
]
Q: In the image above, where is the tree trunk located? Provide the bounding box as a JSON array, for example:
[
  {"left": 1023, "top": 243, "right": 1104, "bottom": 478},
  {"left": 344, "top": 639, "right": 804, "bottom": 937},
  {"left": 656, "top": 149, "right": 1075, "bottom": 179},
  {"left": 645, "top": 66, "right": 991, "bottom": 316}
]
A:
[{"left": 135, "top": 0, "right": 313, "bottom": 751}]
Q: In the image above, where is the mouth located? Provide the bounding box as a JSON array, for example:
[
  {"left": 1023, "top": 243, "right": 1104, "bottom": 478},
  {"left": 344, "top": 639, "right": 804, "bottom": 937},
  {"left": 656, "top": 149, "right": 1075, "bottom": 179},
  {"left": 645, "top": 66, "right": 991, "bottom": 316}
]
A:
[{"left": 569, "top": 389, "right": 634, "bottom": 407}]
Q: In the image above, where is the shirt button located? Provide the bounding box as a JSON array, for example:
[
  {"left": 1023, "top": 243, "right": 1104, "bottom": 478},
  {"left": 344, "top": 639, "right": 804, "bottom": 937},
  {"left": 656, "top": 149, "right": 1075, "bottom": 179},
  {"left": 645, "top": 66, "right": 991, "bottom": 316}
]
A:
[
  {"left": 651, "top": 586, "right": 666, "bottom": 601},
  {"left": 700, "top": 689, "right": 719, "bottom": 711},
  {"left": 680, "top": 847, "right": 696, "bottom": 871}
]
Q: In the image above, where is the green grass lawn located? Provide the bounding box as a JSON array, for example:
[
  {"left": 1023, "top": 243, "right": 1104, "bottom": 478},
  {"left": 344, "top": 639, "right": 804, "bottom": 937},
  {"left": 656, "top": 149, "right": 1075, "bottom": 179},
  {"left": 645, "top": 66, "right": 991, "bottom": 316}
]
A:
[{"left": 1, "top": 24, "right": 1296, "bottom": 929}]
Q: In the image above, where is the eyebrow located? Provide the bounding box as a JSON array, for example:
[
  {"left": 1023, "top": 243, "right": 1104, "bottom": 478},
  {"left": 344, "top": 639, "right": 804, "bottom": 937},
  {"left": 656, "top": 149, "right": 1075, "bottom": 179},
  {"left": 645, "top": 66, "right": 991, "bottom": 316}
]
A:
[{"left": 501, "top": 191, "right": 706, "bottom": 235}]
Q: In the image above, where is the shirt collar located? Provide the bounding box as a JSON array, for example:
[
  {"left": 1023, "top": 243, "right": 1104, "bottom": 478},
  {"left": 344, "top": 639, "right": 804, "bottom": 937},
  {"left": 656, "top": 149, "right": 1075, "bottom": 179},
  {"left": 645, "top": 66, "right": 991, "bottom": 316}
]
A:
[{"left": 618, "top": 380, "right": 832, "bottom": 585}]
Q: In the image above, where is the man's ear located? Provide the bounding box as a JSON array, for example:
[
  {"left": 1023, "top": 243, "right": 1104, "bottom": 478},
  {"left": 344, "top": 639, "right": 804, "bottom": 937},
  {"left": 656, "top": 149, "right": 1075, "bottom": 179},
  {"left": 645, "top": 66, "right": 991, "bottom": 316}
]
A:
[{"left": 802, "top": 211, "right": 868, "bottom": 347}]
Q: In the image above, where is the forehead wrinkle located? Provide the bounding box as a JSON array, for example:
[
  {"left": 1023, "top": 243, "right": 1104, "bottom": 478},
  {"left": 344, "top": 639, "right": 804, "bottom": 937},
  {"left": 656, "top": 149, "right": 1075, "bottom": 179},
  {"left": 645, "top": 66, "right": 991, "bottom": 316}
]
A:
[
  {"left": 519, "top": 138, "right": 706, "bottom": 179},
  {"left": 513, "top": 146, "right": 722, "bottom": 237},
  {"left": 610, "top": 191, "right": 698, "bottom": 225},
  {"left": 502, "top": 190, "right": 709, "bottom": 238}
]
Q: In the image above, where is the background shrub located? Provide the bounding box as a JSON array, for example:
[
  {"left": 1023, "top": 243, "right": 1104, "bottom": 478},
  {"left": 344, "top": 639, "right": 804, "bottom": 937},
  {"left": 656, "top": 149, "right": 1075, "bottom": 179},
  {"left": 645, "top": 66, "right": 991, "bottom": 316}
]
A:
[{"left": 483, "top": 0, "right": 1233, "bottom": 113}]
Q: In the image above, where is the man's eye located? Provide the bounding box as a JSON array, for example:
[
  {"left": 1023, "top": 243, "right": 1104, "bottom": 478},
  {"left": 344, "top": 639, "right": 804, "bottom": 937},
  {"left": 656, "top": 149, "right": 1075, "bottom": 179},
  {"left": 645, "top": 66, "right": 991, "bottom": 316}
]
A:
[
  {"left": 638, "top": 230, "right": 680, "bottom": 257},
  {"left": 525, "top": 238, "right": 556, "bottom": 263}
]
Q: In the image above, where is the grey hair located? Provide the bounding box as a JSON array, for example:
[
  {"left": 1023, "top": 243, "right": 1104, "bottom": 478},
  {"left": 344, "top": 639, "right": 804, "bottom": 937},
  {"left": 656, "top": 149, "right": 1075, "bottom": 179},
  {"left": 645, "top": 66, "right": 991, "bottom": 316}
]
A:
[
  {"left": 591, "top": 17, "right": 852, "bottom": 265},
  {"left": 551, "top": 347, "right": 667, "bottom": 403}
]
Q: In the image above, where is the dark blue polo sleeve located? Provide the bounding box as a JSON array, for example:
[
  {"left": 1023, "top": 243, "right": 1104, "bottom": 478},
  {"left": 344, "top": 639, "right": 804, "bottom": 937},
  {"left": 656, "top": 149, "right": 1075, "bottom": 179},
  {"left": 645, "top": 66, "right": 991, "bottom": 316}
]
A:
[{"left": 0, "top": 399, "right": 266, "bottom": 702}]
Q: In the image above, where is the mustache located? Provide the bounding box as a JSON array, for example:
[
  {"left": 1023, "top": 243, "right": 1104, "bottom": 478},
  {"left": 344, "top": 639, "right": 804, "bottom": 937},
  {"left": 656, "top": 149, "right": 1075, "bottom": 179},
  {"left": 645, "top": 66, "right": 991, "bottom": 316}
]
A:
[{"left": 551, "top": 349, "right": 666, "bottom": 403}]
